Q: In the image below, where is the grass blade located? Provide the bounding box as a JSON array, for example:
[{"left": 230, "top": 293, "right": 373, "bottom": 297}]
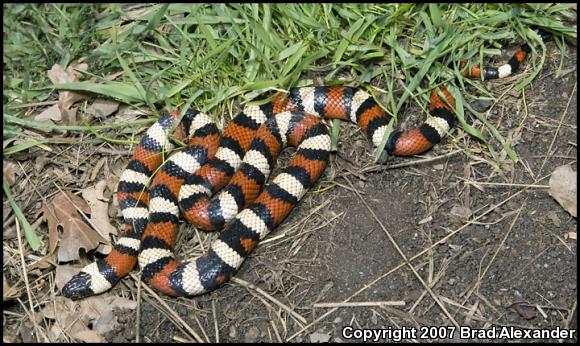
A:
[{"left": 3, "top": 177, "right": 42, "bottom": 251}]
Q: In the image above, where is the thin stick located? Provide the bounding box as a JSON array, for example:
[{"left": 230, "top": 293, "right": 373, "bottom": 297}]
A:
[
  {"left": 460, "top": 179, "right": 550, "bottom": 189},
  {"left": 135, "top": 272, "right": 142, "bottom": 343},
  {"left": 313, "top": 301, "right": 406, "bottom": 308},
  {"left": 212, "top": 300, "right": 219, "bottom": 343},
  {"left": 270, "top": 321, "right": 283, "bottom": 343},
  {"left": 231, "top": 277, "right": 307, "bottom": 325},
  {"left": 360, "top": 149, "right": 462, "bottom": 173}
]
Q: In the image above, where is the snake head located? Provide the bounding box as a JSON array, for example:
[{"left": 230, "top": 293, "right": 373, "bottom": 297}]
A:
[{"left": 61, "top": 272, "right": 95, "bottom": 300}]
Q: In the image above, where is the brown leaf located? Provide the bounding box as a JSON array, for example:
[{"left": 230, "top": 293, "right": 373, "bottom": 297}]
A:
[
  {"left": 510, "top": 302, "right": 538, "bottom": 320},
  {"left": 47, "top": 63, "right": 90, "bottom": 122},
  {"left": 40, "top": 295, "right": 100, "bottom": 342},
  {"left": 43, "top": 281, "right": 137, "bottom": 340},
  {"left": 3, "top": 160, "right": 18, "bottom": 186},
  {"left": 81, "top": 180, "right": 118, "bottom": 238},
  {"left": 33, "top": 104, "right": 62, "bottom": 126},
  {"left": 42, "top": 191, "right": 106, "bottom": 262},
  {"left": 450, "top": 205, "right": 472, "bottom": 222},
  {"left": 3, "top": 275, "right": 21, "bottom": 302},
  {"left": 89, "top": 157, "right": 107, "bottom": 183},
  {"left": 93, "top": 309, "right": 115, "bottom": 334},
  {"left": 81, "top": 295, "right": 137, "bottom": 335},
  {"left": 509, "top": 291, "right": 537, "bottom": 320},
  {"left": 61, "top": 107, "right": 78, "bottom": 126},
  {"left": 310, "top": 331, "right": 331, "bottom": 343},
  {"left": 549, "top": 165, "right": 577, "bottom": 217},
  {"left": 28, "top": 255, "right": 54, "bottom": 271},
  {"left": 87, "top": 98, "right": 120, "bottom": 118},
  {"left": 73, "top": 329, "right": 105, "bottom": 343},
  {"left": 34, "top": 156, "right": 51, "bottom": 173}
]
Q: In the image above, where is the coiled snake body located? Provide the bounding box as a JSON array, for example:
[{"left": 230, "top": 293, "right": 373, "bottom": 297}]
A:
[{"left": 62, "top": 30, "right": 549, "bottom": 299}]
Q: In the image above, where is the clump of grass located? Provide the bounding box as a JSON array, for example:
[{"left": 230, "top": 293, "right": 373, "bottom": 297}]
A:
[{"left": 3, "top": 4, "right": 577, "bottom": 155}]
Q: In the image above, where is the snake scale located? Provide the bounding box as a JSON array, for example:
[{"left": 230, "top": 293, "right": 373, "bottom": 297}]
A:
[{"left": 62, "top": 29, "right": 550, "bottom": 299}]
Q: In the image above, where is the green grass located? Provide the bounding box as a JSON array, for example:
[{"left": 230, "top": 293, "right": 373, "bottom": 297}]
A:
[
  {"left": 3, "top": 177, "right": 42, "bottom": 250},
  {"left": 3, "top": 3, "right": 577, "bottom": 152}
]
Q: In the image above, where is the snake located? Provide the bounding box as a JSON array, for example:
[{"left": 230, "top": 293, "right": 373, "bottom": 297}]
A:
[{"left": 62, "top": 29, "right": 550, "bottom": 299}]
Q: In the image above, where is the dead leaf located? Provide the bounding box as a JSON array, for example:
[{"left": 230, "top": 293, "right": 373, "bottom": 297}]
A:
[
  {"left": 42, "top": 190, "right": 106, "bottom": 262},
  {"left": 28, "top": 256, "right": 54, "bottom": 272},
  {"left": 549, "top": 165, "right": 577, "bottom": 217},
  {"left": 81, "top": 180, "right": 118, "bottom": 238},
  {"left": 41, "top": 289, "right": 137, "bottom": 341},
  {"left": 72, "top": 330, "right": 104, "bottom": 343},
  {"left": 47, "top": 63, "right": 83, "bottom": 85},
  {"left": 87, "top": 98, "right": 119, "bottom": 118},
  {"left": 89, "top": 157, "right": 108, "bottom": 182},
  {"left": 310, "top": 330, "right": 331, "bottom": 343},
  {"left": 93, "top": 309, "right": 115, "bottom": 335},
  {"left": 47, "top": 63, "right": 90, "bottom": 124},
  {"left": 3, "top": 275, "right": 21, "bottom": 302},
  {"left": 3, "top": 160, "right": 18, "bottom": 186},
  {"left": 47, "top": 314, "right": 86, "bottom": 341},
  {"left": 61, "top": 107, "right": 78, "bottom": 126},
  {"left": 450, "top": 205, "right": 472, "bottom": 222},
  {"left": 565, "top": 231, "right": 576, "bottom": 240},
  {"left": 80, "top": 295, "right": 137, "bottom": 336},
  {"left": 19, "top": 319, "right": 35, "bottom": 342},
  {"left": 510, "top": 302, "right": 538, "bottom": 320},
  {"left": 33, "top": 104, "right": 62, "bottom": 124},
  {"left": 509, "top": 291, "right": 537, "bottom": 320}
]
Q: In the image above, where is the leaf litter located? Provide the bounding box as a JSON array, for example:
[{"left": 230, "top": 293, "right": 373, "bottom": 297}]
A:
[
  {"left": 3, "top": 160, "right": 18, "bottom": 186},
  {"left": 548, "top": 164, "right": 577, "bottom": 218},
  {"left": 3, "top": 274, "right": 21, "bottom": 302},
  {"left": 86, "top": 98, "right": 120, "bottom": 118},
  {"left": 81, "top": 180, "right": 118, "bottom": 238},
  {"left": 34, "top": 62, "right": 90, "bottom": 127},
  {"left": 41, "top": 190, "right": 107, "bottom": 262},
  {"left": 39, "top": 294, "right": 137, "bottom": 342}
]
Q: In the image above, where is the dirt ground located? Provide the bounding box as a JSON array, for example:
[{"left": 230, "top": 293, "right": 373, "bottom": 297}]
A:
[{"left": 3, "top": 44, "right": 576, "bottom": 343}]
